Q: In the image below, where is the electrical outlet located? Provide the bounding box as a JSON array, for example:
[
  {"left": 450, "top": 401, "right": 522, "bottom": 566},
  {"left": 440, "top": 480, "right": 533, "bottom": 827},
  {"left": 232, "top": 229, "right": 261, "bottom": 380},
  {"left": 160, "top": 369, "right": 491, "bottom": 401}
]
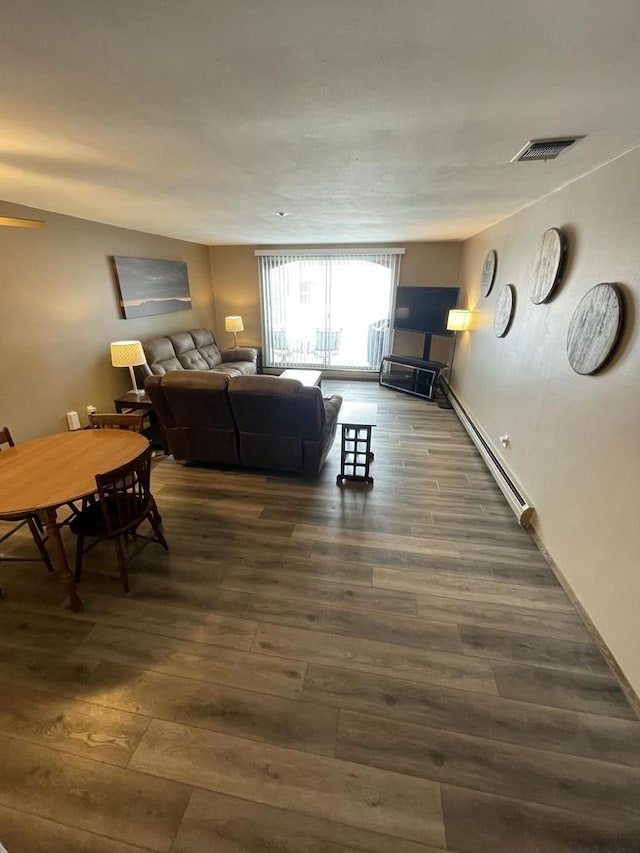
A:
[
  {"left": 86, "top": 405, "right": 97, "bottom": 415},
  {"left": 500, "top": 434, "right": 510, "bottom": 448}
]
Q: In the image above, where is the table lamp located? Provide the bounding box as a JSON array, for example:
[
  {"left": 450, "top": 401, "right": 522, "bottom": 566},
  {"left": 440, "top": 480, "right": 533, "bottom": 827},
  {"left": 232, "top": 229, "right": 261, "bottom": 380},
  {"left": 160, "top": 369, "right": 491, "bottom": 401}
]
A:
[
  {"left": 110, "top": 340, "right": 146, "bottom": 395},
  {"left": 225, "top": 315, "right": 244, "bottom": 348},
  {"left": 446, "top": 309, "right": 473, "bottom": 332}
]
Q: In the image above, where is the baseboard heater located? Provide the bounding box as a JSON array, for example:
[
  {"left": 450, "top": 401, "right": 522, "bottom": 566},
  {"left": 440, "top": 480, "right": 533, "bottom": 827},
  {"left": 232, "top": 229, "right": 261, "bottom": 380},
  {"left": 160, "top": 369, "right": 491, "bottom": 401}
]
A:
[{"left": 442, "top": 381, "right": 534, "bottom": 527}]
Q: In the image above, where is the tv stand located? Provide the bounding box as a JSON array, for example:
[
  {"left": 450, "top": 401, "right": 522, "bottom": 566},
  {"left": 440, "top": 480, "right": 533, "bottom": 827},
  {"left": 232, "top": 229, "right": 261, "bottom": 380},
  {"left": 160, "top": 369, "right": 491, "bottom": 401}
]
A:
[
  {"left": 379, "top": 355, "right": 447, "bottom": 402},
  {"left": 421, "top": 333, "right": 433, "bottom": 362}
]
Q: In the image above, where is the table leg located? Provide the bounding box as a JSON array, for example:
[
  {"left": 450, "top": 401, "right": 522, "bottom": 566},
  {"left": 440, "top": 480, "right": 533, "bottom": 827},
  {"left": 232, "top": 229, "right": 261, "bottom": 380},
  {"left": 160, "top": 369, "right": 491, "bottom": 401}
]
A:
[{"left": 42, "top": 507, "right": 83, "bottom": 612}]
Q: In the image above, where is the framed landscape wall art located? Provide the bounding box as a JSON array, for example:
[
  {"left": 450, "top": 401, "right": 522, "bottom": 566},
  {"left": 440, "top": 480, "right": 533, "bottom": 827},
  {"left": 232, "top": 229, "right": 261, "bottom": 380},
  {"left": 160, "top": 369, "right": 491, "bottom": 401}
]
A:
[{"left": 113, "top": 256, "right": 192, "bottom": 319}]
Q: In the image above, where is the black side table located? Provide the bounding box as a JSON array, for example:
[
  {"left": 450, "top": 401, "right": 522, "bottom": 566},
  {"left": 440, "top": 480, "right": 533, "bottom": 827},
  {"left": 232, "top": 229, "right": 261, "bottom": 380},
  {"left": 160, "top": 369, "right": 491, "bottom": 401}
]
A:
[
  {"left": 114, "top": 391, "right": 154, "bottom": 414},
  {"left": 336, "top": 402, "right": 378, "bottom": 486},
  {"left": 113, "top": 392, "right": 164, "bottom": 451}
]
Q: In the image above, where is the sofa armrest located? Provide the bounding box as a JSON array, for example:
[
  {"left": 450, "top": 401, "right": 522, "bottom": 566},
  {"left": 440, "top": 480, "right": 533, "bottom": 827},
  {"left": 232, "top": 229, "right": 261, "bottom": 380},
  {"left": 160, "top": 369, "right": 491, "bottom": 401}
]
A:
[
  {"left": 322, "top": 394, "right": 343, "bottom": 427},
  {"left": 301, "top": 394, "right": 343, "bottom": 476},
  {"left": 221, "top": 347, "right": 258, "bottom": 364}
]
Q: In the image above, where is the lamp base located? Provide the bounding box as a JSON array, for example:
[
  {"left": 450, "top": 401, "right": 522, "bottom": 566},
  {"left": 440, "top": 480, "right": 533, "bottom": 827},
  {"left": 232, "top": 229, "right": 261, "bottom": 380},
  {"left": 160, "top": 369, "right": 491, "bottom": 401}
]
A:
[{"left": 127, "top": 365, "right": 145, "bottom": 396}]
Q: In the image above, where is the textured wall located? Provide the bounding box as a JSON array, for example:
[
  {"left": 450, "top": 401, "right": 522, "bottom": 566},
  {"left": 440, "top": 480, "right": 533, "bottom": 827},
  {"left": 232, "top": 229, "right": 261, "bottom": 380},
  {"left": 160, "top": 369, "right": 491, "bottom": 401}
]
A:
[
  {"left": 455, "top": 149, "right": 640, "bottom": 693},
  {"left": 208, "top": 241, "right": 462, "bottom": 362},
  {"left": 0, "top": 200, "right": 214, "bottom": 440}
]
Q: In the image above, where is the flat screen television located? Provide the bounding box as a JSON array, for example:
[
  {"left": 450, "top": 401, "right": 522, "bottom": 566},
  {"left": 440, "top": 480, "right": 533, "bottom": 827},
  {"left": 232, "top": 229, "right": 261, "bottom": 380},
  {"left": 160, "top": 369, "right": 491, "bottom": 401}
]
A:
[{"left": 393, "top": 286, "right": 460, "bottom": 335}]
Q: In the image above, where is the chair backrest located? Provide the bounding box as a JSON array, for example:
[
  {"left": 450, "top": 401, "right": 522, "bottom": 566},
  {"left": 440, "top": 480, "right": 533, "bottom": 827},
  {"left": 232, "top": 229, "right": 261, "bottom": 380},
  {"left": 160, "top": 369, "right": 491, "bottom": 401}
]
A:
[
  {"left": 0, "top": 426, "right": 15, "bottom": 450},
  {"left": 315, "top": 329, "right": 342, "bottom": 354},
  {"left": 95, "top": 446, "right": 154, "bottom": 538},
  {"left": 89, "top": 413, "right": 144, "bottom": 431},
  {"left": 272, "top": 329, "right": 288, "bottom": 350}
]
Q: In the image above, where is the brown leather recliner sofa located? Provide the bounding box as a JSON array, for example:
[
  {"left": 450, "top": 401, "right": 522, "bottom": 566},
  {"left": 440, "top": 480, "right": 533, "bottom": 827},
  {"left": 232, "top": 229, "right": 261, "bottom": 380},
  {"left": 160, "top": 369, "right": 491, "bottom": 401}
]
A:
[
  {"left": 145, "top": 372, "right": 342, "bottom": 476},
  {"left": 135, "top": 328, "right": 258, "bottom": 384}
]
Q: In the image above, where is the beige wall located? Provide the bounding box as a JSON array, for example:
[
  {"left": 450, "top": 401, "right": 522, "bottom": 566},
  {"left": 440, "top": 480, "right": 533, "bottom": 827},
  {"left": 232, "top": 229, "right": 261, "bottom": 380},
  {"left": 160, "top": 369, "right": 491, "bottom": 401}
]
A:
[
  {"left": 209, "top": 241, "right": 462, "bottom": 362},
  {"left": 393, "top": 242, "right": 461, "bottom": 363},
  {"left": 0, "top": 200, "right": 214, "bottom": 441},
  {"left": 455, "top": 149, "right": 640, "bottom": 694},
  {"left": 209, "top": 246, "right": 262, "bottom": 351}
]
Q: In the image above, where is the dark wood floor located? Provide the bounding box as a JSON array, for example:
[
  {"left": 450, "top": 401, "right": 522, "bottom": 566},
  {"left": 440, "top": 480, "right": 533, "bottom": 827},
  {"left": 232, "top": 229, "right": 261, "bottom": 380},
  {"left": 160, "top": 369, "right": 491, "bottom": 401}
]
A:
[{"left": 1, "top": 380, "right": 639, "bottom": 852}]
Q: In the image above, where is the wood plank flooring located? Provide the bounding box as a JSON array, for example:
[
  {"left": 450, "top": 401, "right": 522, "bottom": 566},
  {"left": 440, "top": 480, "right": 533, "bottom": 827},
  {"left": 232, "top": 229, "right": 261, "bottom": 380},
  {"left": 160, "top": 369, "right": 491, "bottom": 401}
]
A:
[{"left": 0, "top": 379, "right": 638, "bottom": 852}]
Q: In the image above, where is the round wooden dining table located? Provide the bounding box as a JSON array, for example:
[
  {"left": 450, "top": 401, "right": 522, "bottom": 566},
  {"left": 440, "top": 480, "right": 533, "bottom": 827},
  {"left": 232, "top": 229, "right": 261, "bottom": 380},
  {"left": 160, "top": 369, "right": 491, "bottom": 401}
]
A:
[{"left": 0, "top": 429, "right": 149, "bottom": 611}]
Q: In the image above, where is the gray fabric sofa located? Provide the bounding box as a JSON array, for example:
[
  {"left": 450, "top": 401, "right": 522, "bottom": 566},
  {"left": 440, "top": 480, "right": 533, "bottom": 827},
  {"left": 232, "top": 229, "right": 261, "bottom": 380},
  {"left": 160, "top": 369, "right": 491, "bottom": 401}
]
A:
[
  {"left": 136, "top": 328, "right": 258, "bottom": 383},
  {"left": 145, "top": 372, "right": 342, "bottom": 476}
]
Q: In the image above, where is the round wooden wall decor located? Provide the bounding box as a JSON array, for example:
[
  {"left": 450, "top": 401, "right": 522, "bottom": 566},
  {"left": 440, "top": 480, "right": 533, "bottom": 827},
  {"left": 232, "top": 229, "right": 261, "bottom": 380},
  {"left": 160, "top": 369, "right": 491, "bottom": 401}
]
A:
[
  {"left": 566, "top": 283, "right": 624, "bottom": 375},
  {"left": 480, "top": 250, "right": 497, "bottom": 297},
  {"left": 493, "top": 284, "right": 515, "bottom": 337},
  {"left": 529, "top": 227, "right": 567, "bottom": 304}
]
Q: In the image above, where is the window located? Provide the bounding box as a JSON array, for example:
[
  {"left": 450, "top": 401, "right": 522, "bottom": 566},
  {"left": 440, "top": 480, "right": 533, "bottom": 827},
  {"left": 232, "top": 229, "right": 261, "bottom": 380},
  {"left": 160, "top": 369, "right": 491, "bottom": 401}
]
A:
[{"left": 256, "top": 248, "right": 404, "bottom": 370}]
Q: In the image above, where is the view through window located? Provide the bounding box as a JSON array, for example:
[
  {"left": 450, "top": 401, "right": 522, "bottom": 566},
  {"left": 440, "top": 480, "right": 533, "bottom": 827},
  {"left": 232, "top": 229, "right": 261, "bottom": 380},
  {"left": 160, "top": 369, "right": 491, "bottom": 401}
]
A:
[{"left": 257, "top": 249, "right": 404, "bottom": 370}]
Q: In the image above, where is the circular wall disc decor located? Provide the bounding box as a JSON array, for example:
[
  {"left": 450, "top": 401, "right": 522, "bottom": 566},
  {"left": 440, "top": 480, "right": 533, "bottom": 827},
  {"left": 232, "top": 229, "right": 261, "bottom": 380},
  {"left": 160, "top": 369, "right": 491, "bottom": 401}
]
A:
[
  {"left": 493, "top": 284, "right": 515, "bottom": 337},
  {"left": 529, "top": 227, "right": 567, "bottom": 304},
  {"left": 480, "top": 250, "right": 497, "bottom": 297},
  {"left": 566, "top": 283, "right": 624, "bottom": 375}
]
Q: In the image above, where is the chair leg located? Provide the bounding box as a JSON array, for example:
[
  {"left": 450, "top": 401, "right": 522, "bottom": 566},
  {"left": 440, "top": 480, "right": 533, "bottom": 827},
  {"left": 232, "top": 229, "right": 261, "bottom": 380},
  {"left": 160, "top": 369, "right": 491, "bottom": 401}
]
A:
[
  {"left": 114, "top": 537, "right": 130, "bottom": 594},
  {"left": 148, "top": 510, "right": 169, "bottom": 552},
  {"left": 147, "top": 498, "right": 163, "bottom": 528},
  {"left": 74, "top": 534, "right": 85, "bottom": 582},
  {"left": 27, "top": 517, "right": 54, "bottom": 574}
]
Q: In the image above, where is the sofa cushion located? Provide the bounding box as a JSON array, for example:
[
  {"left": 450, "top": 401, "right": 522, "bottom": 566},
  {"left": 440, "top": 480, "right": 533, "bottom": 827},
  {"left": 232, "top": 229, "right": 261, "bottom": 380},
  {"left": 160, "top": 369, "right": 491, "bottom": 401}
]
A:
[
  {"left": 145, "top": 371, "right": 239, "bottom": 464},
  {"left": 228, "top": 376, "right": 325, "bottom": 440},
  {"left": 211, "top": 361, "right": 257, "bottom": 377},
  {"left": 146, "top": 369, "right": 340, "bottom": 475},
  {"left": 141, "top": 329, "right": 222, "bottom": 376},
  {"left": 140, "top": 328, "right": 256, "bottom": 380},
  {"left": 143, "top": 337, "right": 185, "bottom": 376},
  {"left": 169, "top": 330, "right": 222, "bottom": 371},
  {"left": 161, "top": 371, "right": 234, "bottom": 428}
]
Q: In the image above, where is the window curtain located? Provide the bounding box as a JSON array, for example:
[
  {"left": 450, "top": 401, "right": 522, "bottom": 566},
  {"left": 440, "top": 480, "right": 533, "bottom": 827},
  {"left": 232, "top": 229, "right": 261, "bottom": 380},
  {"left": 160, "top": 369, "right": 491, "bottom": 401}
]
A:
[{"left": 256, "top": 248, "right": 404, "bottom": 370}]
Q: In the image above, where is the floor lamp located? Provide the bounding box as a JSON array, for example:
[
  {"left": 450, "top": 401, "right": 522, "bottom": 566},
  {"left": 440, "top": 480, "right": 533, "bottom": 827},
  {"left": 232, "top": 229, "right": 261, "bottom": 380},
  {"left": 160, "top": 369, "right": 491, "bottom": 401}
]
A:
[{"left": 439, "top": 309, "right": 473, "bottom": 409}]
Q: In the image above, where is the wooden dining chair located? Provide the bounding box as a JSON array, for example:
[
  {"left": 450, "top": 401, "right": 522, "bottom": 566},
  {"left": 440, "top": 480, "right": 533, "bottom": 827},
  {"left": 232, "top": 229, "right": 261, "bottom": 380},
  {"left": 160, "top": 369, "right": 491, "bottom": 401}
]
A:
[
  {"left": 89, "top": 412, "right": 145, "bottom": 431},
  {"left": 0, "top": 426, "right": 54, "bottom": 578},
  {"left": 70, "top": 445, "right": 168, "bottom": 593}
]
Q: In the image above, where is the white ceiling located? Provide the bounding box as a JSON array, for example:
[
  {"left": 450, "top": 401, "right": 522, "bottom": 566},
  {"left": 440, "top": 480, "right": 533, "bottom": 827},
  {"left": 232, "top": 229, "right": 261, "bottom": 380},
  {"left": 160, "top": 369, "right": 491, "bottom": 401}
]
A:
[{"left": 1, "top": 0, "right": 639, "bottom": 245}]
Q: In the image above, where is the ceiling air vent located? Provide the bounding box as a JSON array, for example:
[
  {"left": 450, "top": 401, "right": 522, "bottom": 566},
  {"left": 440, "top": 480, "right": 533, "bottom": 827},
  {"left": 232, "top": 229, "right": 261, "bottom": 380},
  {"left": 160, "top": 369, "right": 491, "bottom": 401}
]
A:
[{"left": 511, "top": 137, "right": 583, "bottom": 163}]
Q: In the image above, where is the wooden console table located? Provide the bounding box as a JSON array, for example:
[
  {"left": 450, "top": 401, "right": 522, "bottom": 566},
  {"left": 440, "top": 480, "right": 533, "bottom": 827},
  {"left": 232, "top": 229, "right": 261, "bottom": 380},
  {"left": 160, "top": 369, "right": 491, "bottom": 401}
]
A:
[{"left": 279, "top": 369, "right": 322, "bottom": 389}]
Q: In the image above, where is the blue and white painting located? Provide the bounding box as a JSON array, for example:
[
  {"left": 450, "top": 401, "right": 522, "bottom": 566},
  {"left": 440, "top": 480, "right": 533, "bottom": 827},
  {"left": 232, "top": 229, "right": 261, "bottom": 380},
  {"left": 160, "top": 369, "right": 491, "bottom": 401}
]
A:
[{"left": 113, "top": 256, "right": 191, "bottom": 319}]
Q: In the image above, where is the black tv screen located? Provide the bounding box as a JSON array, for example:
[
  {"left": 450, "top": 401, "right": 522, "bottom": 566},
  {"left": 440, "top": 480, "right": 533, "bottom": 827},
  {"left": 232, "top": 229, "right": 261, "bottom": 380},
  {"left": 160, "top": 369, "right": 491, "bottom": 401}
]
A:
[{"left": 393, "top": 287, "right": 459, "bottom": 335}]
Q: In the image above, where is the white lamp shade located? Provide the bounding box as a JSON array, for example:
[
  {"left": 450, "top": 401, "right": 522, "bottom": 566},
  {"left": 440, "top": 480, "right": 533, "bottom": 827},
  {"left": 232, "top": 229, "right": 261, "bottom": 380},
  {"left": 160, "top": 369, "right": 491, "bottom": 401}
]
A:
[
  {"left": 225, "top": 315, "right": 244, "bottom": 333},
  {"left": 110, "top": 340, "right": 146, "bottom": 367},
  {"left": 446, "top": 309, "right": 473, "bottom": 332}
]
